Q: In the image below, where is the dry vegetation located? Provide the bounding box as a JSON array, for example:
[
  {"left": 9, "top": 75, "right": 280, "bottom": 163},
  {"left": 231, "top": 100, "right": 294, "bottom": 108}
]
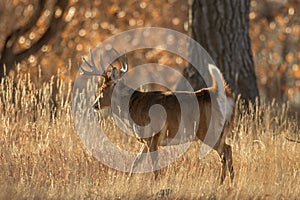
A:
[
  {"left": 0, "top": 1, "right": 299, "bottom": 199},
  {"left": 0, "top": 71, "right": 299, "bottom": 200}
]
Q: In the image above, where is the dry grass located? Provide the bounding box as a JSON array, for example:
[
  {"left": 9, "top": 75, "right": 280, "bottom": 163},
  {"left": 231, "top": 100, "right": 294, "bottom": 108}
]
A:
[{"left": 0, "top": 73, "right": 299, "bottom": 200}]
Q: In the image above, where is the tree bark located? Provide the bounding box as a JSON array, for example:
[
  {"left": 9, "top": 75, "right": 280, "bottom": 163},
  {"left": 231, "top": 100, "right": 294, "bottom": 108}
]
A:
[
  {"left": 180, "top": 0, "right": 259, "bottom": 104},
  {"left": 0, "top": 0, "right": 69, "bottom": 77}
]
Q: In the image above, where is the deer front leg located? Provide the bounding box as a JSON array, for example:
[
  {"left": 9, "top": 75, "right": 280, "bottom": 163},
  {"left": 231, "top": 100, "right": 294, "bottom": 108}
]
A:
[
  {"left": 129, "top": 135, "right": 159, "bottom": 179},
  {"left": 149, "top": 143, "right": 159, "bottom": 179},
  {"left": 129, "top": 143, "right": 147, "bottom": 176},
  {"left": 148, "top": 136, "right": 159, "bottom": 179}
]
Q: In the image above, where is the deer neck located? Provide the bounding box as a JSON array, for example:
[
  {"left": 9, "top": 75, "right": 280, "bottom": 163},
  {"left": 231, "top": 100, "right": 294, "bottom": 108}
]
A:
[{"left": 110, "top": 80, "right": 136, "bottom": 130}]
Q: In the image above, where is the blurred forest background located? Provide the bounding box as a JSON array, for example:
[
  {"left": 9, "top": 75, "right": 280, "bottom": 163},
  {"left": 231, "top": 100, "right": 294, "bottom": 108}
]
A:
[{"left": 0, "top": 0, "right": 299, "bottom": 109}]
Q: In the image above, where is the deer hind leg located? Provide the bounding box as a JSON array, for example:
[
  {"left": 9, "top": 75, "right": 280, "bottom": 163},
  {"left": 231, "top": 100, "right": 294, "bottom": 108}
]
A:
[
  {"left": 213, "top": 136, "right": 227, "bottom": 183},
  {"left": 215, "top": 143, "right": 234, "bottom": 184},
  {"left": 219, "top": 151, "right": 227, "bottom": 184},
  {"left": 224, "top": 143, "right": 234, "bottom": 181},
  {"left": 213, "top": 139, "right": 227, "bottom": 184}
]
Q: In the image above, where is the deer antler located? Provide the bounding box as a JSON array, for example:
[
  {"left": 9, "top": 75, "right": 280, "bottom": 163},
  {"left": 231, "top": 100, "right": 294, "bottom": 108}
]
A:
[
  {"left": 80, "top": 48, "right": 105, "bottom": 75},
  {"left": 111, "top": 48, "right": 128, "bottom": 73},
  {"left": 121, "top": 50, "right": 128, "bottom": 73}
]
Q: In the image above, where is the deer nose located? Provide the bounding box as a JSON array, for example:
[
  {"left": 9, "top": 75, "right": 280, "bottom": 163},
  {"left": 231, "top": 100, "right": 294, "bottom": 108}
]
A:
[
  {"left": 92, "top": 96, "right": 101, "bottom": 112},
  {"left": 93, "top": 102, "right": 99, "bottom": 111}
]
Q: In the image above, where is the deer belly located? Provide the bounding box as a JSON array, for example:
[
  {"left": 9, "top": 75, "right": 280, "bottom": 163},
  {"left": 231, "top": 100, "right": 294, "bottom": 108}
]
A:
[{"left": 157, "top": 123, "right": 196, "bottom": 146}]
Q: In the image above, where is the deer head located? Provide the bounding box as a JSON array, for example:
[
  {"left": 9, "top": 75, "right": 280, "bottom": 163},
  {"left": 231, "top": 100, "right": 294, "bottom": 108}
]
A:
[{"left": 80, "top": 48, "right": 129, "bottom": 113}]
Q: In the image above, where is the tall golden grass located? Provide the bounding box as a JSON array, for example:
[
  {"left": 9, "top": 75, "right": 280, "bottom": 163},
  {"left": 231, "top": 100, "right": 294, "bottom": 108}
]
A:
[{"left": 0, "top": 72, "right": 299, "bottom": 199}]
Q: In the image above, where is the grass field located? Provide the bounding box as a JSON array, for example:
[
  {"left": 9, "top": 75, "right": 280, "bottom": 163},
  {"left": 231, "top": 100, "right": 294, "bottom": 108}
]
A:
[{"left": 0, "top": 74, "right": 299, "bottom": 199}]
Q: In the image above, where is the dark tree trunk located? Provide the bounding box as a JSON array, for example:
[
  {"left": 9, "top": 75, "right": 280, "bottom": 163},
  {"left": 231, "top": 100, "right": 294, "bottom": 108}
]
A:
[
  {"left": 0, "top": 0, "right": 69, "bottom": 77},
  {"left": 180, "top": 0, "right": 259, "bottom": 104}
]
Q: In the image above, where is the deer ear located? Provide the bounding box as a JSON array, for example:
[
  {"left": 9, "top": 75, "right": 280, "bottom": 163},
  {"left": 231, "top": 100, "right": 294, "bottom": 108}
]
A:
[{"left": 111, "top": 67, "right": 120, "bottom": 81}]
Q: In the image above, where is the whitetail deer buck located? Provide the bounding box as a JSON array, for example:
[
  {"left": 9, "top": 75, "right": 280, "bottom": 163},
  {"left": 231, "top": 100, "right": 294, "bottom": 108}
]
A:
[{"left": 80, "top": 49, "right": 235, "bottom": 183}]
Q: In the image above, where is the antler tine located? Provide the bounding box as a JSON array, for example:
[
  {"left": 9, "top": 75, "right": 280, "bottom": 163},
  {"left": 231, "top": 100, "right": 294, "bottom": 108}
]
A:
[
  {"left": 111, "top": 47, "right": 120, "bottom": 56},
  {"left": 89, "top": 48, "right": 96, "bottom": 68},
  {"left": 99, "top": 48, "right": 105, "bottom": 72},
  {"left": 80, "top": 49, "right": 102, "bottom": 75},
  {"left": 109, "top": 63, "right": 116, "bottom": 69},
  {"left": 124, "top": 50, "right": 128, "bottom": 71},
  {"left": 80, "top": 57, "right": 94, "bottom": 75},
  {"left": 120, "top": 50, "right": 128, "bottom": 73},
  {"left": 111, "top": 47, "right": 128, "bottom": 73}
]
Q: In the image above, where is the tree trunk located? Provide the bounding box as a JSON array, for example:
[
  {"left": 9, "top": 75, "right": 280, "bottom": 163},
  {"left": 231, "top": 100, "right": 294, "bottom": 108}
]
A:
[
  {"left": 0, "top": 0, "right": 69, "bottom": 77},
  {"left": 179, "top": 0, "right": 259, "bottom": 104}
]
